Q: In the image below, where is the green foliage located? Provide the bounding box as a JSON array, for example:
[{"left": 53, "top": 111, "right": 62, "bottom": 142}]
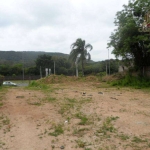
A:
[
  {"left": 0, "top": 51, "right": 68, "bottom": 67},
  {"left": 35, "top": 54, "right": 54, "bottom": 73},
  {"left": 0, "top": 51, "right": 119, "bottom": 76},
  {"left": 28, "top": 81, "right": 48, "bottom": 90},
  {"left": 108, "top": 0, "right": 150, "bottom": 72},
  {"left": 69, "top": 38, "right": 93, "bottom": 76},
  {"left": 46, "top": 97, "right": 56, "bottom": 102},
  {"left": 0, "top": 75, "right": 4, "bottom": 86},
  {"left": 118, "top": 134, "right": 130, "bottom": 141},
  {"left": 76, "top": 139, "right": 86, "bottom": 148},
  {"left": 84, "top": 59, "right": 118, "bottom": 75},
  {"left": 75, "top": 113, "right": 89, "bottom": 125},
  {"left": 0, "top": 115, "right": 10, "bottom": 127},
  {"left": 48, "top": 124, "right": 64, "bottom": 137},
  {"left": 132, "top": 136, "right": 147, "bottom": 143},
  {"left": 111, "top": 74, "right": 150, "bottom": 88},
  {"left": 96, "top": 116, "right": 118, "bottom": 135}
]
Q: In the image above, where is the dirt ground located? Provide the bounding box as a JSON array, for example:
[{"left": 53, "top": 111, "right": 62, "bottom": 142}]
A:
[{"left": 0, "top": 81, "right": 150, "bottom": 150}]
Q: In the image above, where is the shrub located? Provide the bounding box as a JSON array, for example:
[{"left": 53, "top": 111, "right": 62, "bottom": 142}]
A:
[
  {"left": 111, "top": 74, "right": 150, "bottom": 88},
  {"left": 0, "top": 75, "right": 4, "bottom": 86},
  {"left": 28, "top": 81, "right": 48, "bottom": 90}
]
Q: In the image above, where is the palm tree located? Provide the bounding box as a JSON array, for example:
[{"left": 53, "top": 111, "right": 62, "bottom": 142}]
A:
[{"left": 69, "top": 38, "right": 93, "bottom": 76}]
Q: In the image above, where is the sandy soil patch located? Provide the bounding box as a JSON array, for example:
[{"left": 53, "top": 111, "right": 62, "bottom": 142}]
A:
[{"left": 0, "top": 82, "right": 150, "bottom": 150}]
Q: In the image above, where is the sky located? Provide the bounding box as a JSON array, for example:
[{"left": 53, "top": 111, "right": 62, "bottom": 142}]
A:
[{"left": 0, "top": 0, "right": 129, "bottom": 61}]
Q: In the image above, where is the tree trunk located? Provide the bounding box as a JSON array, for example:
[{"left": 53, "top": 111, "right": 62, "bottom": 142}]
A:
[{"left": 81, "top": 59, "right": 84, "bottom": 76}]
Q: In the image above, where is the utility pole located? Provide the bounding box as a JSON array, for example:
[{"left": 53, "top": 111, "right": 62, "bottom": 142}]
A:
[
  {"left": 106, "top": 62, "right": 107, "bottom": 76},
  {"left": 108, "top": 48, "right": 110, "bottom": 75},
  {"left": 54, "top": 61, "right": 55, "bottom": 75},
  {"left": 40, "top": 66, "right": 42, "bottom": 78},
  {"left": 22, "top": 51, "right": 24, "bottom": 81}
]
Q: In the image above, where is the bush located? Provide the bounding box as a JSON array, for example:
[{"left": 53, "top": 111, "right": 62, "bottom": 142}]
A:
[
  {"left": 0, "top": 75, "right": 4, "bottom": 86},
  {"left": 111, "top": 74, "right": 150, "bottom": 88},
  {"left": 28, "top": 81, "right": 48, "bottom": 90}
]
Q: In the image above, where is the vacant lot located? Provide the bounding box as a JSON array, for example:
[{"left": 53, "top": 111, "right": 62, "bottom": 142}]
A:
[{"left": 0, "top": 78, "right": 150, "bottom": 150}]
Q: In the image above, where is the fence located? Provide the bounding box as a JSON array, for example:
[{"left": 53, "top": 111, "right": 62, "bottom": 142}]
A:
[
  {"left": 145, "top": 66, "right": 150, "bottom": 77},
  {"left": 4, "top": 75, "right": 41, "bottom": 81}
]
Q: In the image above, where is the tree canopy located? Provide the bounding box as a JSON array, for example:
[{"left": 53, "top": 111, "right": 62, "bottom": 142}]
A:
[
  {"left": 69, "top": 38, "right": 93, "bottom": 76},
  {"left": 108, "top": 0, "right": 150, "bottom": 73}
]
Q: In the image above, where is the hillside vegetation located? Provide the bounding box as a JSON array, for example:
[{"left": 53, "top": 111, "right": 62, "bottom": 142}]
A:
[{"left": 0, "top": 51, "right": 69, "bottom": 67}]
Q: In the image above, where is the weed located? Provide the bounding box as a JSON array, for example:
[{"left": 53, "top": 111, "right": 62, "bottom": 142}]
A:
[
  {"left": 0, "top": 141, "right": 5, "bottom": 149},
  {"left": 96, "top": 116, "right": 118, "bottom": 135},
  {"left": 66, "top": 98, "right": 76, "bottom": 103},
  {"left": 76, "top": 139, "right": 86, "bottom": 148},
  {"left": 0, "top": 102, "right": 3, "bottom": 107},
  {"left": 75, "top": 113, "right": 89, "bottom": 125},
  {"left": 80, "top": 98, "right": 92, "bottom": 104},
  {"left": 51, "top": 144, "right": 55, "bottom": 150},
  {"left": 132, "top": 136, "right": 147, "bottom": 143},
  {"left": 73, "top": 128, "right": 89, "bottom": 137},
  {"left": 2, "top": 117, "right": 10, "bottom": 125},
  {"left": 58, "top": 103, "right": 73, "bottom": 115},
  {"left": 118, "top": 133, "right": 130, "bottom": 141},
  {"left": 111, "top": 75, "right": 150, "bottom": 88},
  {"left": 0, "top": 115, "right": 11, "bottom": 133},
  {"left": 47, "top": 97, "right": 56, "bottom": 102},
  {"left": 48, "top": 124, "right": 64, "bottom": 137},
  {"left": 28, "top": 81, "right": 48, "bottom": 90}
]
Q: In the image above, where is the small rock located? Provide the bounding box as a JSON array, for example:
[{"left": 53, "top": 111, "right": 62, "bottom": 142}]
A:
[
  {"left": 16, "top": 96, "right": 24, "bottom": 98},
  {"left": 98, "top": 92, "right": 103, "bottom": 94},
  {"left": 64, "top": 120, "right": 68, "bottom": 123},
  {"left": 60, "top": 146, "right": 65, "bottom": 149}
]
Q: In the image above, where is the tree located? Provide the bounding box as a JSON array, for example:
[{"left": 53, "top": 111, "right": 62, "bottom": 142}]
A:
[
  {"left": 108, "top": 0, "right": 150, "bottom": 75},
  {"left": 35, "top": 54, "right": 54, "bottom": 75},
  {"left": 69, "top": 38, "right": 93, "bottom": 76}
]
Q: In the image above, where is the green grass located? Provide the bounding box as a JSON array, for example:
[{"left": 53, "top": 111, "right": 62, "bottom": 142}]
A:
[
  {"left": 66, "top": 98, "right": 76, "bottom": 103},
  {"left": 75, "top": 113, "right": 89, "bottom": 125},
  {"left": 48, "top": 124, "right": 64, "bottom": 137},
  {"left": 29, "top": 102, "right": 42, "bottom": 106},
  {"left": 0, "top": 141, "right": 5, "bottom": 149},
  {"left": 111, "top": 75, "right": 150, "bottom": 88},
  {"left": 96, "top": 116, "right": 119, "bottom": 136},
  {"left": 132, "top": 136, "right": 147, "bottom": 143},
  {"left": 46, "top": 97, "right": 56, "bottom": 102},
  {"left": 118, "top": 133, "right": 130, "bottom": 141},
  {"left": 0, "top": 115, "right": 10, "bottom": 126},
  {"left": 0, "top": 115, "right": 10, "bottom": 134},
  {"left": 28, "top": 81, "right": 49, "bottom": 90},
  {"left": 73, "top": 128, "right": 89, "bottom": 137},
  {"left": 0, "top": 102, "right": 3, "bottom": 107},
  {"left": 76, "top": 139, "right": 86, "bottom": 148}
]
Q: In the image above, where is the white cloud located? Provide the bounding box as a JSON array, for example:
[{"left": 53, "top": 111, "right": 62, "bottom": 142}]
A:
[{"left": 0, "top": 0, "right": 129, "bottom": 61}]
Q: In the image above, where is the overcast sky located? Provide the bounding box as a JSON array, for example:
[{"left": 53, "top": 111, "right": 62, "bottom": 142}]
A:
[{"left": 0, "top": 0, "right": 129, "bottom": 61}]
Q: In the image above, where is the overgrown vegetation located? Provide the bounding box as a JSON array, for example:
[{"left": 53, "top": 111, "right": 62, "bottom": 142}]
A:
[
  {"left": 111, "top": 74, "right": 150, "bottom": 88},
  {"left": 0, "top": 75, "right": 4, "bottom": 86},
  {"left": 108, "top": 0, "right": 150, "bottom": 73},
  {"left": 28, "top": 81, "right": 49, "bottom": 90}
]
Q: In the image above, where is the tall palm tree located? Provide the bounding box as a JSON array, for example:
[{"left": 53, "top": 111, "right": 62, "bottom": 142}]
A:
[{"left": 69, "top": 38, "right": 93, "bottom": 76}]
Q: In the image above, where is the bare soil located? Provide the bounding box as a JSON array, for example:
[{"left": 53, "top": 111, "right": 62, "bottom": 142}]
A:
[{"left": 0, "top": 81, "right": 150, "bottom": 150}]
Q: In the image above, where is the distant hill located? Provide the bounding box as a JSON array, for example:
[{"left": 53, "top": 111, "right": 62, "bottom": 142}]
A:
[{"left": 0, "top": 51, "right": 69, "bottom": 67}]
